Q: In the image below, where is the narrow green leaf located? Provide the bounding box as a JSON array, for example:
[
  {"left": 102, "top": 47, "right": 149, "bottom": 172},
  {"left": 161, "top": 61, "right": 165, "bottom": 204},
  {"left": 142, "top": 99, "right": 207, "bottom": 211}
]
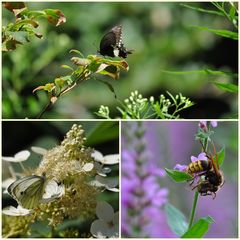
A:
[
  {"left": 167, "top": 91, "right": 177, "bottom": 105},
  {"left": 229, "top": 6, "right": 236, "bottom": 19},
  {"left": 190, "top": 26, "right": 238, "bottom": 40},
  {"left": 61, "top": 65, "right": 74, "bottom": 71},
  {"left": 217, "top": 147, "right": 225, "bottom": 167},
  {"left": 180, "top": 3, "right": 224, "bottom": 16},
  {"left": 165, "top": 203, "right": 188, "bottom": 236},
  {"left": 162, "top": 69, "right": 238, "bottom": 78},
  {"left": 96, "top": 79, "right": 117, "bottom": 99},
  {"left": 165, "top": 168, "right": 192, "bottom": 182},
  {"left": 69, "top": 49, "right": 84, "bottom": 57},
  {"left": 213, "top": 82, "right": 238, "bottom": 93},
  {"left": 181, "top": 216, "right": 214, "bottom": 238}
]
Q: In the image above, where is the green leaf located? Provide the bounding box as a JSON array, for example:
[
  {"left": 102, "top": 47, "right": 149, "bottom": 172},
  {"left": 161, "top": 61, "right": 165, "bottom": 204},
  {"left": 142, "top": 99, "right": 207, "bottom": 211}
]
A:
[
  {"left": 71, "top": 57, "right": 91, "bottom": 66},
  {"left": 181, "top": 216, "right": 214, "bottom": 238},
  {"left": 162, "top": 69, "right": 238, "bottom": 78},
  {"left": 85, "top": 122, "right": 119, "bottom": 146},
  {"left": 190, "top": 26, "right": 238, "bottom": 40},
  {"left": 95, "top": 79, "right": 117, "bottom": 98},
  {"left": 229, "top": 5, "right": 236, "bottom": 19},
  {"left": 69, "top": 49, "right": 84, "bottom": 57},
  {"left": 11, "top": 31, "right": 30, "bottom": 44},
  {"left": 43, "top": 9, "right": 66, "bottom": 26},
  {"left": 213, "top": 82, "right": 238, "bottom": 93},
  {"left": 181, "top": 3, "right": 224, "bottom": 17},
  {"left": 165, "top": 203, "right": 188, "bottom": 236},
  {"left": 165, "top": 168, "right": 192, "bottom": 182},
  {"left": 217, "top": 147, "right": 225, "bottom": 167}
]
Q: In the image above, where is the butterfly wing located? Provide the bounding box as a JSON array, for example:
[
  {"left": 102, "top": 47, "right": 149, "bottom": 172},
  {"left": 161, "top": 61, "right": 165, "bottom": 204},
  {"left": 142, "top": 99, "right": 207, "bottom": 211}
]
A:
[
  {"left": 99, "top": 25, "right": 132, "bottom": 58},
  {"left": 8, "top": 175, "right": 46, "bottom": 209},
  {"left": 99, "top": 30, "right": 117, "bottom": 57}
]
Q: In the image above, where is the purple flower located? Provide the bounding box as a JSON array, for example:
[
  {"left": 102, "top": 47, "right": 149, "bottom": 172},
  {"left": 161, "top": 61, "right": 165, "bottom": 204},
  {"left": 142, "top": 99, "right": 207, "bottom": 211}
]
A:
[
  {"left": 199, "top": 121, "right": 218, "bottom": 130},
  {"left": 191, "top": 152, "right": 207, "bottom": 162},
  {"left": 121, "top": 122, "right": 174, "bottom": 237},
  {"left": 174, "top": 164, "right": 188, "bottom": 171}
]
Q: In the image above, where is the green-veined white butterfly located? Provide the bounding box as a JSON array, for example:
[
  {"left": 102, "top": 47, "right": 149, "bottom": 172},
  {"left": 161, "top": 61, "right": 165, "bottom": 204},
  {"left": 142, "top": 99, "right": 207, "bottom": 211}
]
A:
[{"left": 7, "top": 174, "right": 47, "bottom": 209}]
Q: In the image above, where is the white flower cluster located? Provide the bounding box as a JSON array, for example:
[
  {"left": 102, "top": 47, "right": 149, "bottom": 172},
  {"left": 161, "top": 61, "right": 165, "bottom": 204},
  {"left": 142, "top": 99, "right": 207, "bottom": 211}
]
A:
[{"left": 90, "top": 150, "right": 119, "bottom": 237}]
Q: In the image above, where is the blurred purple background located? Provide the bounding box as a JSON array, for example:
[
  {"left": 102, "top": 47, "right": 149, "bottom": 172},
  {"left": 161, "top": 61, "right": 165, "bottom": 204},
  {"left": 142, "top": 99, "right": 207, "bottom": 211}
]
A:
[{"left": 121, "top": 121, "right": 238, "bottom": 238}]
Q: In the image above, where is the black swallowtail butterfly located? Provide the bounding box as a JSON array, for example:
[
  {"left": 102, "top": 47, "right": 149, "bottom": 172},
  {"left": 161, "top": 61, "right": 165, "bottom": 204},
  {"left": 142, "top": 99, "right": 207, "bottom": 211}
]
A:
[{"left": 99, "top": 25, "right": 133, "bottom": 58}]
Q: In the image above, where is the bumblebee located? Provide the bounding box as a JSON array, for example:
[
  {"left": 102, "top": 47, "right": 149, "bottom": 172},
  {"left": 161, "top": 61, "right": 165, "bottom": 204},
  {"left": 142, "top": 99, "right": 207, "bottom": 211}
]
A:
[{"left": 189, "top": 142, "right": 224, "bottom": 199}]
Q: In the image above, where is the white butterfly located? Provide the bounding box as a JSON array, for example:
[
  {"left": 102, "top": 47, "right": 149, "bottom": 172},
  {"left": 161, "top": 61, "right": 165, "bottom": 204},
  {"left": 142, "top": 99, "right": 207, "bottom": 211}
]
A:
[{"left": 7, "top": 174, "right": 64, "bottom": 209}]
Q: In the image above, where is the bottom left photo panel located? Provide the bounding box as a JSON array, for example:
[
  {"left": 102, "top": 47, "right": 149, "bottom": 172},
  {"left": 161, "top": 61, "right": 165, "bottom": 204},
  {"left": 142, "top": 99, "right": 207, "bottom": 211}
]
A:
[{"left": 2, "top": 121, "right": 119, "bottom": 238}]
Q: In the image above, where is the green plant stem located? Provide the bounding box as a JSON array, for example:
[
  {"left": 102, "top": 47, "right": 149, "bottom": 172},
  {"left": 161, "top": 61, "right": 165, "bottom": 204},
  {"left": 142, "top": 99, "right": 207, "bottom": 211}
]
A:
[{"left": 188, "top": 191, "right": 199, "bottom": 229}]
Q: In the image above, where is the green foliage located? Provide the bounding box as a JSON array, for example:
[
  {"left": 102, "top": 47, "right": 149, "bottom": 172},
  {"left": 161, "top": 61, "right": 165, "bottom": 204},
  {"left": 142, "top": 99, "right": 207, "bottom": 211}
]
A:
[
  {"left": 96, "top": 91, "right": 194, "bottom": 119},
  {"left": 190, "top": 26, "right": 238, "bottom": 40},
  {"left": 182, "top": 216, "right": 214, "bottom": 238},
  {"left": 85, "top": 121, "right": 119, "bottom": 146},
  {"left": 165, "top": 203, "right": 188, "bottom": 236},
  {"left": 212, "top": 82, "right": 238, "bottom": 93},
  {"left": 35, "top": 50, "right": 129, "bottom": 118},
  {"left": 174, "top": 2, "right": 238, "bottom": 96},
  {"left": 164, "top": 168, "right": 192, "bottom": 182},
  {"left": 165, "top": 203, "right": 215, "bottom": 238},
  {"left": 215, "top": 147, "right": 225, "bottom": 167},
  {"left": 2, "top": 2, "right": 237, "bottom": 119},
  {"left": 2, "top": 2, "right": 66, "bottom": 51}
]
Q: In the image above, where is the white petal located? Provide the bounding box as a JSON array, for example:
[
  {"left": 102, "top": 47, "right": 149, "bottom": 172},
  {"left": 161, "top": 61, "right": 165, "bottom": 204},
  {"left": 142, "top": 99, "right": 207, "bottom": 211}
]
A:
[
  {"left": 95, "top": 175, "right": 107, "bottom": 185},
  {"left": 102, "top": 167, "right": 111, "bottom": 174},
  {"left": 2, "top": 178, "right": 16, "bottom": 189},
  {"left": 106, "top": 187, "right": 119, "bottom": 192},
  {"left": 31, "top": 146, "right": 47, "bottom": 155},
  {"left": 106, "top": 224, "right": 119, "bottom": 238},
  {"left": 2, "top": 156, "right": 15, "bottom": 162},
  {"left": 90, "top": 219, "right": 108, "bottom": 238},
  {"left": 2, "top": 150, "right": 30, "bottom": 162},
  {"left": 96, "top": 201, "right": 114, "bottom": 222},
  {"left": 91, "top": 150, "right": 104, "bottom": 162},
  {"left": 95, "top": 175, "right": 118, "bottom": 190},
  {"left": 15, "top": 150, "right": 30, "bottom": 161},
  {"left": 94, "top": 162, "right": 107, "bottom": 177},
  {"left": 82, "top": 163, "right": 94, "bottom": 172},
  {"left": 2, "top": 205, "right": 32, "bottom": 216},
  {"left": 88, "top": 180, "right": 105, "bottom": 188},
  {"left": 42, "top": 180, "right": 64, "bottom": 201},
  {"left": 103, "top": 154, "right": 119, "bottom": 165}
]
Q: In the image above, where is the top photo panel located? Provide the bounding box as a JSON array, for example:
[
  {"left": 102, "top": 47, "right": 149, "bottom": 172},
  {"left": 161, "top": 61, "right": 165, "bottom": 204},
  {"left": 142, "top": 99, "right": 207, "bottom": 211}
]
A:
[{"left": 2, "top": 2, "right": 238, "bottom": 119}]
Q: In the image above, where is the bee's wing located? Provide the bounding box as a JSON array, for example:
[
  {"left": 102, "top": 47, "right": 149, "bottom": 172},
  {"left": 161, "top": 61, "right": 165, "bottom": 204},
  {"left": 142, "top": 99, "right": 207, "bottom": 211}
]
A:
[{"left": 8, "top": 176, "right": 45, "bottom": 209}]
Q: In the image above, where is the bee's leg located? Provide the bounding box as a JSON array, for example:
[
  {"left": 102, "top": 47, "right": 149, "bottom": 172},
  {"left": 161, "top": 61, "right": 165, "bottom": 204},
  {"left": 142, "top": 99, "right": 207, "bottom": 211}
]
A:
[
  {"left": 220, "top": 180, "right": 225, "bottom": 187},
  {"left": 188, "top": 178, "right": 194, "bottom": 186},
  {"left": 212, "top": 192, "right": 216, "bottom": 199},
  {"left": 191, "top": 182, "right": 202, "bottom": 190}
]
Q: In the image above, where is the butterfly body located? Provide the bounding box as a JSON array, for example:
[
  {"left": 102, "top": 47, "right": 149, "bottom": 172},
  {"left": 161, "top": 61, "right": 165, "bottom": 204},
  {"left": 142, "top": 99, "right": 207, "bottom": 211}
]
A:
[
  {"left": 99, "top": 25, "right": 133, "bottom": 58},
  {"left": 7, "top": 175, "right": 46, "bottom": 209}
]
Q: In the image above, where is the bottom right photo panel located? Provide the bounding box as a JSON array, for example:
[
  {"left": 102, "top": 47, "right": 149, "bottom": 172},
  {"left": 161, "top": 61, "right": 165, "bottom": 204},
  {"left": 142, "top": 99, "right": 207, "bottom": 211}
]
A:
[{"left": 121, "top": 121, "right": 238, "bottom": 238}]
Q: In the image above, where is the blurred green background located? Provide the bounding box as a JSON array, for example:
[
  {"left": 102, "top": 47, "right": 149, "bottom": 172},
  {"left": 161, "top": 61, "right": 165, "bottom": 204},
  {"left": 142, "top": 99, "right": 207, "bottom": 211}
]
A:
[{"left": 2, "top": 2, "right": 238, "bottom": 119}]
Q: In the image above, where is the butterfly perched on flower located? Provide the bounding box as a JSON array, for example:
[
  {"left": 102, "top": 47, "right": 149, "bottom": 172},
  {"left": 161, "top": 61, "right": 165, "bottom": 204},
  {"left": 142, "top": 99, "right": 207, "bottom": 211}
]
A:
[
  {"left": 7, "top": 175, "right": 47, "bottom": 209},
  {"left": 99, "top": 25, "right": 133, "bottom": 58},
  {"left": 7, "top": 174, "right": 64, "bottom": 209}
]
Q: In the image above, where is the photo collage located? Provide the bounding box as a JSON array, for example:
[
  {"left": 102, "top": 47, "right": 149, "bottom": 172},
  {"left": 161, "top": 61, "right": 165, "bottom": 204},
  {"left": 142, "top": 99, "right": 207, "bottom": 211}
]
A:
[{"left": 2, "top": 1, "right": 238, "bottom": 239}]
